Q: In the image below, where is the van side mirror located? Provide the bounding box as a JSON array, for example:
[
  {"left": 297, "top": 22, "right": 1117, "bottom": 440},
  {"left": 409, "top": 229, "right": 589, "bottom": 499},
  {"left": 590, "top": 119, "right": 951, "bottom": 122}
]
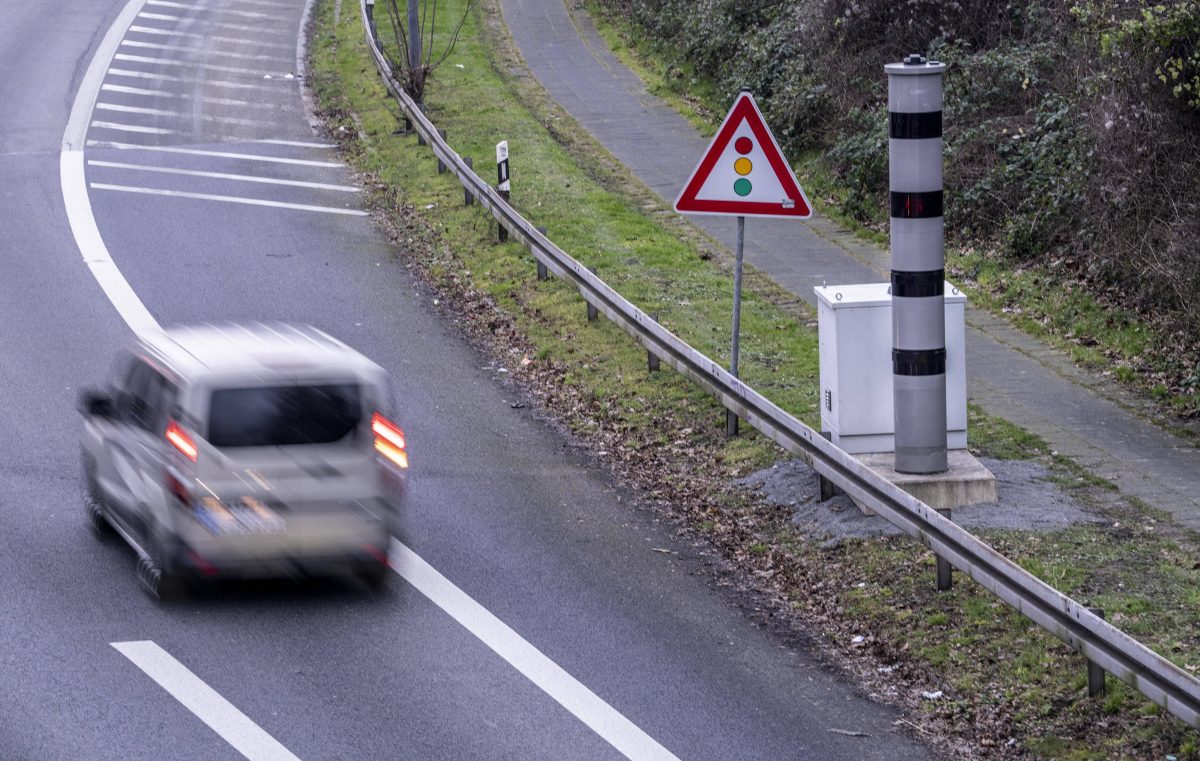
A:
[{"left": 78, "top": 388, "right": 116, "bottom": 419}]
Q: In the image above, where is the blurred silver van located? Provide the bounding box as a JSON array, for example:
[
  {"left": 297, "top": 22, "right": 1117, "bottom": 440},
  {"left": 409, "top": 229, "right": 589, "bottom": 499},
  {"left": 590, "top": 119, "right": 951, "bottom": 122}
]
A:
[{"left": 79, "top": 324, "right": 407, "bottom": 599}]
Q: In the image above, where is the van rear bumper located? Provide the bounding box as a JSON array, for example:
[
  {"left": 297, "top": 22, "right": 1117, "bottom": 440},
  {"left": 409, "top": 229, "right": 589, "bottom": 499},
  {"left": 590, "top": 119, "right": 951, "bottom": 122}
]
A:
[{"left": 167, "top": 537, "right": 391, "bottom": 580}]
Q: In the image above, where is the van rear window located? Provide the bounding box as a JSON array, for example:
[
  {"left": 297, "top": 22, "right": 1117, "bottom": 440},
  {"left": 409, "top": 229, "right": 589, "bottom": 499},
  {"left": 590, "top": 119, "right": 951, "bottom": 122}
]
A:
[{"left": 208, "top": 384, "right": 362, "bottom": 447}]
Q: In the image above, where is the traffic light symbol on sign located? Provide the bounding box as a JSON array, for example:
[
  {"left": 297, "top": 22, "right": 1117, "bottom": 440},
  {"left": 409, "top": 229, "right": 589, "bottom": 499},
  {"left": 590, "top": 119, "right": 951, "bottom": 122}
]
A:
[{"left": 733, "top": 137, "right": 754, "bottom": 197}]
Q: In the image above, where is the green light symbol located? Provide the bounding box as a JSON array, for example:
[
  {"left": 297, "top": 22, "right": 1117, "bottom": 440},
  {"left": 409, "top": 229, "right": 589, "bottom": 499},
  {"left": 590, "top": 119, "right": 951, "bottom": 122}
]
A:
[{"left": 734, "top": 178, "right": 752, "bottom": 196}]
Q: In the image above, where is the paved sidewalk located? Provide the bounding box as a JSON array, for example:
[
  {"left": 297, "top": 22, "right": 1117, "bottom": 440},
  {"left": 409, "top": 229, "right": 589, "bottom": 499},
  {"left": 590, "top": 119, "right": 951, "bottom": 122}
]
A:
[{"left": 498, "top": 0, "right": 1200, "bottom": 529}]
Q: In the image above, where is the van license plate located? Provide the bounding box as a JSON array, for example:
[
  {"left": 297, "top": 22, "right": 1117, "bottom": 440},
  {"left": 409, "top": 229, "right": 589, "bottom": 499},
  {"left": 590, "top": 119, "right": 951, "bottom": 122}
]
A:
[{"left": 195, "top": 496, "right": 286, "bottom": 536}]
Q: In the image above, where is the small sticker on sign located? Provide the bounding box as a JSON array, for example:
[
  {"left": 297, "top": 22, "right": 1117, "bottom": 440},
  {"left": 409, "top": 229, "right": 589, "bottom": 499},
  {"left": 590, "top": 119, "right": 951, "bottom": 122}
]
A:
[{"left": 782, "top": 198, "right": 795, "bottom": 209}]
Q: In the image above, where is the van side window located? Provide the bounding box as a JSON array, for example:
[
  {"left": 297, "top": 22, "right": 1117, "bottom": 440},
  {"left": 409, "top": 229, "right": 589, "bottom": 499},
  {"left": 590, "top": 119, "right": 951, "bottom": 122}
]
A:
[{"left": 124, "top": 361, "right": 176, "bottom": 433}]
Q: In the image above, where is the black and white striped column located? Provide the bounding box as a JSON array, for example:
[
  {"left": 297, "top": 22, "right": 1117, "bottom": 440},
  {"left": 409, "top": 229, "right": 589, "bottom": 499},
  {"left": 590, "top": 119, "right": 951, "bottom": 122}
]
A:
[{"left": 887, "top": 54, "right": 947, "bottom": 474}]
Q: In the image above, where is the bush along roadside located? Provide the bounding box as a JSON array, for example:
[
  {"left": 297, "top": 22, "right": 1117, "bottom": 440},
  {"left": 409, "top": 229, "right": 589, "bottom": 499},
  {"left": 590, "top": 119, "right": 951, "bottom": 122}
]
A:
[{"left": 308, "top": 0, "right": 1200, "bottom": 757}]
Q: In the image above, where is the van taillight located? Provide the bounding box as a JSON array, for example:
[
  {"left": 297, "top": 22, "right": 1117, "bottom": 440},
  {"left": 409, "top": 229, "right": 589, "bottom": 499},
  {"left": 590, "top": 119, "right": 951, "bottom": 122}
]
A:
[
  {"left": 166, "top": 420, "right": 198, "bottom": 462},
  {"left": 371, "top": 412, "right": 409, "bottom": 469}
]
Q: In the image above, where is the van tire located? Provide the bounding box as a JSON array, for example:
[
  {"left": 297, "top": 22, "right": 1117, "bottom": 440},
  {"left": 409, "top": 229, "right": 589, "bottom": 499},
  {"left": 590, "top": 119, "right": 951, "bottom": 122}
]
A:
[{"left": 83, "top": 454, "right": 114, "bottom": 540}]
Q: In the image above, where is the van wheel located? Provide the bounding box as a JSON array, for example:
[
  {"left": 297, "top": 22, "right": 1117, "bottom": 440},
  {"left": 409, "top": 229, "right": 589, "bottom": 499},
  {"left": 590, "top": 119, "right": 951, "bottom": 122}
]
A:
[
  {"left": 83, "top": 458, "right": 114, "bottom": 540},
  {"left": 358, "top": 564, "right": 389, "bottom": 592},
  {"left": 138, "top": 555, "right": 185, "bottom": 602}
]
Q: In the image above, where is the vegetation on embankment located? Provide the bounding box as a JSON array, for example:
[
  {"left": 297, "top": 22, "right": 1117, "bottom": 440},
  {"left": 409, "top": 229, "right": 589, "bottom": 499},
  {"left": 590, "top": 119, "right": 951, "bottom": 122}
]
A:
[
  {"left": 309, "top": 0, "right": 1200, "bottom": 756},
  {"left": 588, "top": 0, "right": 1200, "bottom": 422}
]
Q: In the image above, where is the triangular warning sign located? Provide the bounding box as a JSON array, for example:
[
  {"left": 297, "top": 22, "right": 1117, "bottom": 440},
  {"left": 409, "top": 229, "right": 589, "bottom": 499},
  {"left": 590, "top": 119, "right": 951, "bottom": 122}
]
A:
[{"left": 674, "top": 92, "right": 812, "bottom": 219}]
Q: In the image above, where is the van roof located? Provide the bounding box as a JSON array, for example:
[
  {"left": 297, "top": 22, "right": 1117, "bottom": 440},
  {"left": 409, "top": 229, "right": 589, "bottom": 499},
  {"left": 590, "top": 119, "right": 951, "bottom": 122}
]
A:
[{"left": 139, "top": 323, "right": 381, "bottom": 380}]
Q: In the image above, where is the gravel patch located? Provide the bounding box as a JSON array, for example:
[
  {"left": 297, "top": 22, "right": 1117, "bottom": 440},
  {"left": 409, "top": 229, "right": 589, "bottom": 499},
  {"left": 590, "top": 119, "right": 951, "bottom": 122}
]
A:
[{"left": 739, "top": 456, "right": 1104, "bottom": 543}]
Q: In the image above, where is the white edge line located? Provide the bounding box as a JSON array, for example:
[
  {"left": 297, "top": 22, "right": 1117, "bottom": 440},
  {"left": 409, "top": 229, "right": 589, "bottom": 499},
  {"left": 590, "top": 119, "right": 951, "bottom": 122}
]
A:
[
  {"left": 391, "top": 539, "right": 681, "bottom": 761},
  {"left": 91, "top": 183, "right": 369, "bottom": 216},
  {"left": 112, "top": 641, "right": 302, "bottom": 761}
]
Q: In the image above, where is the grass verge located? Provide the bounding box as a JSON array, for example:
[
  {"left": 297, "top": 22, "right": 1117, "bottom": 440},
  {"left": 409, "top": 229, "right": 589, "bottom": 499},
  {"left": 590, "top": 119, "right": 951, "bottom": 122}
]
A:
[{"left": 309, "top": 1, "right": 1200, "bottom": 757}]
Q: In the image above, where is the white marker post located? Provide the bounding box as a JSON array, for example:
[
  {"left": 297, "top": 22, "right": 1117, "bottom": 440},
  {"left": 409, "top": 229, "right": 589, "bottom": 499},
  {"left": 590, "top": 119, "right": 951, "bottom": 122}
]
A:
[
  {"left": 496, "top": 139, "right": 510, "bottom": 242},
  {"left": 674, "top": 91, "right": 812, "bottom": 436}
]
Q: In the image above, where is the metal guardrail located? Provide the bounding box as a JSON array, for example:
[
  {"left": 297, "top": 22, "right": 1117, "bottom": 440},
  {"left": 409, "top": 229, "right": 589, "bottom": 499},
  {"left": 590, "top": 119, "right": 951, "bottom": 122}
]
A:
[{"left": 357, "top": 0, "right": 1200, "bottom": 729}]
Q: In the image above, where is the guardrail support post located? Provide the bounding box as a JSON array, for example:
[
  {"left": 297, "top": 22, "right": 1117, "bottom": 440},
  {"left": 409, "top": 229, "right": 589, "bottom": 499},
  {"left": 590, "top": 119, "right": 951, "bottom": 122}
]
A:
[
  {"left": 535, "top": 228, "right": 549, "bottom": 280},
  {"left": 463, "top": 158, "right": 474, "bottom": 205},
  {"left": 1088, "top": 608, "right": 1107, "bottom": 697},
  {"left": 417, "top": 126, "right": 426, "bottom": 146},
  {"left": 935, "top": 508, "right": 953, "bottom": 591},
  {"left": 648, "top": 314, "right": 660, "bottom": 373},
  {"left": 818, "top": 431, "right": 843, "bottom": 501},
  {"left": 587, "top": 267, "right": 599, "bottom": 322},
  {"left": 436, "top": 130, "right": 447, "bottom": 173}
]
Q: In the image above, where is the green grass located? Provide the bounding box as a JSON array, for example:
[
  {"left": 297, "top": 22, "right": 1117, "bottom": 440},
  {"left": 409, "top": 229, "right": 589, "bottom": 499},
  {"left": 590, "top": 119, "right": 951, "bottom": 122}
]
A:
[{"left": 310, "top": 1, "right": 1200, "bottom": 756}]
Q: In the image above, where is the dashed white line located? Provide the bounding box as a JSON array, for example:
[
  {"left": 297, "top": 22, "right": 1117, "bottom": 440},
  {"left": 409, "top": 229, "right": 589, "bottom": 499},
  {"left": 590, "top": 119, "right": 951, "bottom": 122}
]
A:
[
  {"left": 120, "top": 39, "right": 290, "bottom": 62},
  {"left": 90, "top": 183, "right": 369, "bottom": 216},
  {"left": 88, "top": 160, "right": 361, "bottom": 192},
  {"left": 112, "top": 641, "right": 302, "bottom": 761},
  {"left": 107, "top": 67, "right": 184, "bottom": 82},
  {"left": 108, "top": 68, "right": 291, "bottom": 92},
  {"left": 392, "top": 540, "right": 681, "bottom": 761},
  {"left": 85, "top": 142, "right": 344, "bottom": 167},
  {"left": 90, "top": 120, "right": 177, "bottom": 135}
]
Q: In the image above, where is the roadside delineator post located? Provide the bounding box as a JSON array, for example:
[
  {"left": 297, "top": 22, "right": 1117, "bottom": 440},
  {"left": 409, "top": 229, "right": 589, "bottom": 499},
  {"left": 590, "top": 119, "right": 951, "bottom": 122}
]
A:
[
  {"left": 886, "top": 54, "right": 948, "bottom": 475},
  {"left": 497, "top": 140, "right": 510, "bottom": 243}
]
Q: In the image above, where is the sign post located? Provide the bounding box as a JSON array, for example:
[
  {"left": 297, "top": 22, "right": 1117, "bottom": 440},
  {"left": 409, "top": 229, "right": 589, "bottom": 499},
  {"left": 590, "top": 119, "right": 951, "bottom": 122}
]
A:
[{"left": 674, "top": 90, "right": 811, "bottom": 435}]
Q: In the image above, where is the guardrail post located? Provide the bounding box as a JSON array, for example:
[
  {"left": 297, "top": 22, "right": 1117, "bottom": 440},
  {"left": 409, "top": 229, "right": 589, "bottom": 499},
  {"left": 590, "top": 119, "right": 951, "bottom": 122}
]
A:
[
  {"left": 535, "top": 228, "right": 549, "bottom": 280},
  {"left": 1088, "top": 608, "right": 1107, "bottom": 697},
  {"left": 417, "top": 126, "right": 426, "bottom": 146},
  {"left": 935, "top": 508, "right": 953, "bottom": 591},
  {"left": 648, "top": 314, "right": 661, "bottom": 373},
  {"left": 586, "top": 267, "right": 599, "bottom": 322},
  {"left": 436, "top": 130, "right": 447, "bottom": 173},
  {"left": 818, "top": 431, "right": 843, "bottom": 501},
  {"left": 463, "top": 158, "right": 474, "bottom": 205}
]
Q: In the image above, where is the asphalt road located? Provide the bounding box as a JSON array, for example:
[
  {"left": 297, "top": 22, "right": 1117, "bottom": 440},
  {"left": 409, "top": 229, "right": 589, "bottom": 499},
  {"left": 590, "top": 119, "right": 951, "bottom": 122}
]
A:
[{"left": 0, "top": 0, "right": 942, "bottom": 758}]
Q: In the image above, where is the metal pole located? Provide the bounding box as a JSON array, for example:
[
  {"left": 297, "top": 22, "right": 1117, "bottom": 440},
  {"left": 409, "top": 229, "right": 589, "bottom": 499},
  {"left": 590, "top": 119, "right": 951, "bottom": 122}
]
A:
[
  {"left": 406, "top": 0, "right": 421, "bottom": 77},
  {"left": 726, "top": 215, "right": 745, "bottom": 437},
  {"left": 887, "top": 54, "right": 948, "bottom": 474}
]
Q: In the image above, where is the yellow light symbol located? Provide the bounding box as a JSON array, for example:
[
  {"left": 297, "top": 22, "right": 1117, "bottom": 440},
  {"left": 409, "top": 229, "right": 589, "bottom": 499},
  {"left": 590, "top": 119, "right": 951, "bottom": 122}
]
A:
[{"left": 734, "top": 157, "right": 753, "bottom": 176}]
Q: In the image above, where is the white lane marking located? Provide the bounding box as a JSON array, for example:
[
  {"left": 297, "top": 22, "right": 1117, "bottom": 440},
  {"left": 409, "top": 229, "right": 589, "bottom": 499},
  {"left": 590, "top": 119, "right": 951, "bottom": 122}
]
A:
[
  {"left": 128, "top": 24, "right": 293, "bottom": 48},
  {"left": 147, "top": 0, "right": 272, "bottom": 19},
  {"left": 90, "top": 120, "right": 177, "bottom": 135},
  {"left": 61, "top": 153, "right": 159, "bottom": 333},
  {"left": 91, "top": 183, "right": 370, "bottom": 216},
  {"left": 254, "top": 139, "right": 333, "bottom": 148},
  {"left": 102, "top": 84, "right": 294, "bottom": 110},
  {"left": 114, "top": 53, "right": 287, "bottom": 77},
  {"left": 88, "top": 160, "right": 361, "bottom": 192},
  {"left": 112, "top": 641, "right": 302, "bottom": 761},
  {"left": 84, "top": 142, "right": 344, "bottom": 167},
  {"left": 391, "top": 539, "right": 681, "bottom": 761},
  {"left": 137, "top": 12, "right": 290, "bottom": 35},
  {"left": 120, "top": 39, "right": 290, "bottom": 62},
  {"left": 61, "top": 0, "right": 158, "bottom": 334},
  {"left": 108, "top": 68, "right": 290, "bottom": 91},
  {"left": 95, "top": 102, "right": 284, "bottom": 128}
]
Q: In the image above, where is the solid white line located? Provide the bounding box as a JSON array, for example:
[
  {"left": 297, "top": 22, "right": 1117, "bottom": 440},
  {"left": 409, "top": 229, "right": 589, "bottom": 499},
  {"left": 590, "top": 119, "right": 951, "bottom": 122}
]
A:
[
  {"left": 61, "top": 153, "right": 159, "bottom": 334},
  {"left": 254, "top": 139, "right": 333, "bottom": 148},
  {"left": 120, "top": 39, "right": 290, "bottom": 63},
  {"left": 90, "top": 120, "right": 177, "bottom": 135},
  {"left": 391, "top": 539, "right": 681, "bottom": 761},
  {"left": 108, "top": 68, "right": 290, "bottom": 92},
  {"left": 137, "top": 12, "right": 290, "bottom": 35},
  {"left": 112, "top": 641, "right": 302, "bottom": 761},
  {"left": 102, "top": 84, "right": 292, "bottom": 109},
  {"left": 91, "top": 183, "right": 369, "bottom": 216},
  {"left": 128, "top": 24, "right": 293, "bottom": 48},
  {"left": 95, "top": 102, "right": 283, "bottom": 128},
  {"left": 147, "top": 0, "right": 272, "bottom": 19},
  {"left": 85, "top": 142, "right": 344, "bottom": 167},
  {"left": 88, "top": 160, "right": 360, "bottom": 192},
  {"left": 114, "top": 53, "right": 286, "bottom": 77},
  {"left": 62, "top": 0, "right": 159, "bottom": 335}
]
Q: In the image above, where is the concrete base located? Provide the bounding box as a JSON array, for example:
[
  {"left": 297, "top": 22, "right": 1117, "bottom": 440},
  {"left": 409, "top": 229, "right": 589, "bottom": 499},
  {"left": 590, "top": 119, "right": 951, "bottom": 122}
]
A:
[{"left": 851, "top": 449, "right": 997, "bottom": 514}]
